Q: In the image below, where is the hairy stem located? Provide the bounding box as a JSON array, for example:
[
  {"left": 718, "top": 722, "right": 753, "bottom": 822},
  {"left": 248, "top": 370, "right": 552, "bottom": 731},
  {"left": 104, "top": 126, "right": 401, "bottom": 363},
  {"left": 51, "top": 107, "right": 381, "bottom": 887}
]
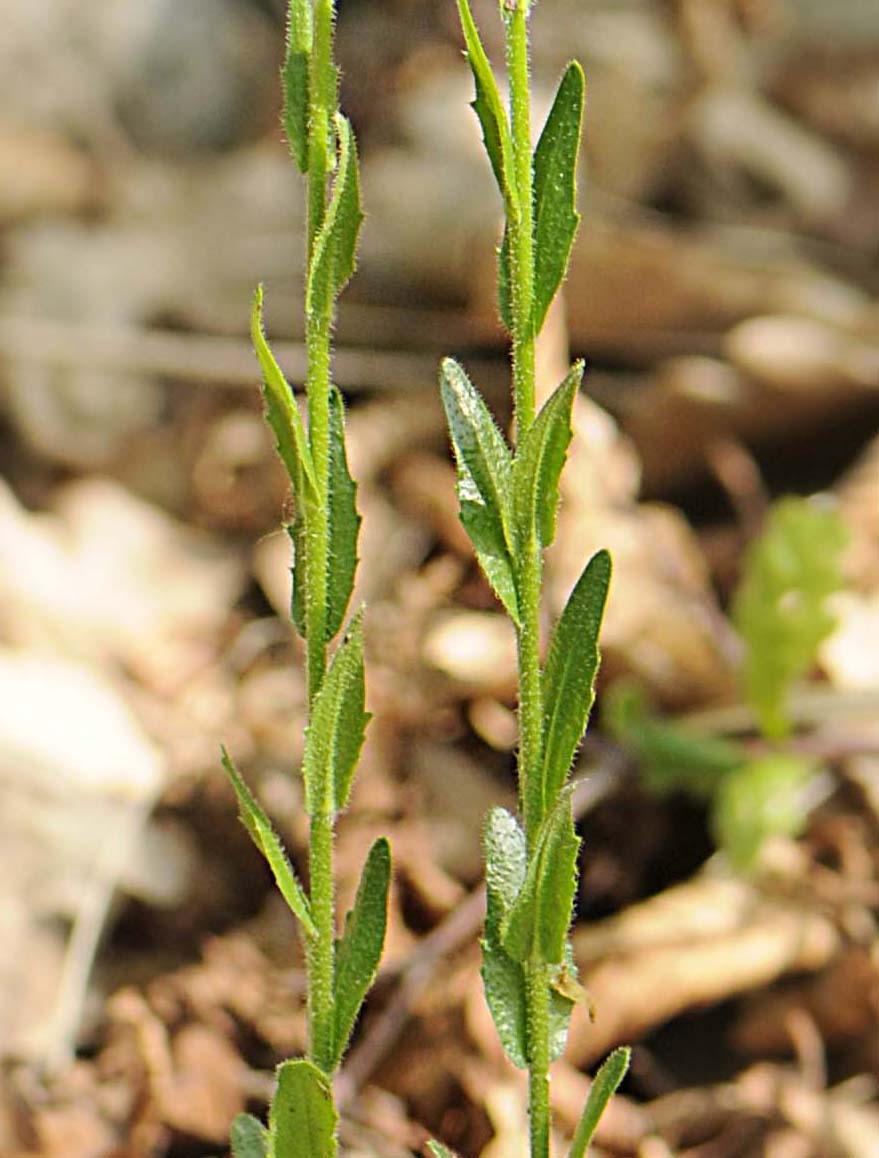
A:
[
  {"left": 303, "top": 0, "right": 337, "bottom": 696},
  {"left": 525, "top": 958, "right": 552, "bottom": 1158},
  {"left": 507, "top": 0, "right": 543, "bottom": 845},
  {"left": 305, "top": 0, "right": 338, "bottom": 1076},
  {"left": 505, "top": 0, "right": 535, "bottom": 440},
  {"left": 506, "top": 4, "right": 553, "bottom": 1153},
  {"left": 307, "top": 807, "right": 336, "bottom": 1072},
  {"left": 307, "top": 0, "right": 335, "bottom": 254},
  {"left": 518, "top": 543, "right": 544, "bottom": 842}
]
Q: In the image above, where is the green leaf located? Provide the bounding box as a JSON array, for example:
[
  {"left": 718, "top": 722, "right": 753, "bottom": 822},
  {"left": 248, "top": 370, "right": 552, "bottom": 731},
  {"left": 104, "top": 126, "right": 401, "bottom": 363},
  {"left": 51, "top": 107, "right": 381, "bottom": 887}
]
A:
[
  {"left": 426, "top": 1143, "right": 459, "bottom": 1158},
  {"left": 331, "top": 837, "right": 391, "bottom": 1068},
  {"left": 270, "top": 1059, "right": 337, "bottom": 1158},
  {"left": 481, "top": 807, "right": 528, "bottom": 1069},
  {"left": 230, "top": 1113, "right": 269, "bottom": 1158},
  {"left": 282, "top": 0, "right": 312, "bottom": 171},
  {"left": 439, "top": 358, "right": 520, "bottom": 625},
  {"left": 604, "top": 681, "right": 744, "bottom": 800},
  {"left": 286, "top": 519, "right": 307, "bottom": 638},
  {"left": 252, "top": 286, "right": 317, "bottom": 502},
  {"left": 301, "top": 612, "right": 370, "bottom": 816},
  {"left": 501, "top": 789, "right": 580, "bottom": 966},
  {"left": 484, "top": 808, "right": 528, "bottom": 912},
  {"left": 567, "top": 1047, "right": 631, "bottom": 1158},
  {"left": 307, "top": 114, "right": 364, "bottom": 318},
  {"left": 532, "top": 62, "right": 585, "bottom": 335},
  {"left": 220, "top": 748, "right": 316, "bottom": 941},
  {"left": 541, "top": 550, "right": 611, "bottom": 815},
  {"left": 456, "top": 0, "right": 519, "bottom": 217},
  {"left": 324, "top": 386, "right": 360, "bottom": 641},
  {"left": 713, "top": 755, "right": 814, "bottom": 871},
  {"left": 513, "top": 363, "right": 581, "bottom": 550},
  {"left": 732, "top": 497, "right": 847, "bottom": 740}
]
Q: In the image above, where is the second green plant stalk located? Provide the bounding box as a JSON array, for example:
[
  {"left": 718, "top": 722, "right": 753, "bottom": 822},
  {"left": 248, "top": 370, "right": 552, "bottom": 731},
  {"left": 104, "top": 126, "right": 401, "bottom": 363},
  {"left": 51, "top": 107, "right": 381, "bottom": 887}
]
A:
[{"left": 439, "top": 0, "right": 629, "bottom": 1153}]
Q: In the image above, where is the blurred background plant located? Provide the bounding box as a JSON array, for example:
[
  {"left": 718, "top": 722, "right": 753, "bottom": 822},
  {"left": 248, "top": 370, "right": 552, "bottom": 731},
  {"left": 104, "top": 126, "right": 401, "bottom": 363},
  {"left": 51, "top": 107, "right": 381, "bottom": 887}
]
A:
[{"left": 607, "top": 495, "right": 849, "bottom": 871}]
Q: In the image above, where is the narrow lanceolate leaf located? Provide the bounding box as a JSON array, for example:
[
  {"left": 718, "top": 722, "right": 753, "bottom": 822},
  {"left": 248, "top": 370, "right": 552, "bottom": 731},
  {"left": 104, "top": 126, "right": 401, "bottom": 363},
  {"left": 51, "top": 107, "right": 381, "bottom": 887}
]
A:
[
  {"left": 542, "top": 550, "right": 611, "bottom": 813},
  {"left": 532, "top": 62, "right": 585, "bottom": 335},
  {"left": 282, "top": 0, "right": 312, "bottom": 171},
  {"left": 513, "top": 363, "right": 581, "bottom": 550},
  {"left": 220, "top": 749, "right": 316, "bottom": 940},
  {"left": 568, "top": 1047, "right": 631, "bottom": 1158},
  {"left": 270, "top": 1059, "right": 337, "bottom": 1158},
  {"left": 252, "top": 286, "right": 317, "bottom": 501},
  {"left": 481, "top": 808, "right": 528, "bottom": 1069},
  {"left": 439, "top": 358, "right": 520, "bottom": 626},
  {"left": 306, "top": 114, "right": 364, "bottom": 318},
  {"left": 324, "top": 386, "right": 360, "bottom": 641},
  {"left": 331, "top": 837, "right": 391, "bottom": 1068},
  {"left": 230, "top": 1112, "right": 269, "bottom": 1158},
  {"left": 456, "top": 0, "right": 519, "bottom": 217},
  {"left": 301, "top": 612, "right": 369, "bottom": 816},
  {"left": 501, "top": 789, "right": 580, "bottom": 966},
  {"left": 427, "top": 1143, "right": 459, "bottom": 1158}
]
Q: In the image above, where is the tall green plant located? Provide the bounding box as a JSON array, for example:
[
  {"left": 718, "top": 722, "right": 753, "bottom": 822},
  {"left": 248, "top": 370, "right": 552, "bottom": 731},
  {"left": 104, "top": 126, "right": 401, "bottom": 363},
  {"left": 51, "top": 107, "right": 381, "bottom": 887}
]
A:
[
  {"left": 438, "top": 1, "right": 629, "bottom": 1153},
  {"left": 223, "top": 2, "right": 390, "bottom": 1153}
]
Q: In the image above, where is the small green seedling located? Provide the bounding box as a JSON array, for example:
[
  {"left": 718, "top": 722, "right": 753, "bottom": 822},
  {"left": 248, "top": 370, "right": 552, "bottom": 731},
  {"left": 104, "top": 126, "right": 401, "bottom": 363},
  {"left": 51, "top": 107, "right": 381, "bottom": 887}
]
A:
[
  {"left": 608, "top": 496, "right": 848, "bottom": 870},
  {"left": 733, "top": 497, "right": 848, "bottom": 741},
  {"left": 223, "top": 1, "right": 389, "bottom": 1152},
  {"left": 434, "top": 0, "right": 629, "bottom": 1153}
]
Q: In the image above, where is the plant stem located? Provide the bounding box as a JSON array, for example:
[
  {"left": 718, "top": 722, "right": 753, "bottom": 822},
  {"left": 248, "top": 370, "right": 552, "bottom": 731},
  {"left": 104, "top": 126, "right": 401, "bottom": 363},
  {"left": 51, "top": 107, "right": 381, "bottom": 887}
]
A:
[
  {"left": 305, "top": 0, "right": 338, "bottom": 1077},
  {"left": 506, "top": 4, "right": 553, "bottom": 1153},
  {"left": 307, "top": 807, "right": 336, "bottom": 1072},
  {"left": 518, "top": 544, "right": 544, "bottom": 841},
  {"left": 307, "top": 0, "right": 335, "bottom": 254},
  {"left": 303, "top": 0, "right": 337, "bottom": 697},
  {"left": 505, "top": 0, "right": 535, "bottom": 441},
  {"left": 506, "top": 0, "right": 543, "bottom": 842}
]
